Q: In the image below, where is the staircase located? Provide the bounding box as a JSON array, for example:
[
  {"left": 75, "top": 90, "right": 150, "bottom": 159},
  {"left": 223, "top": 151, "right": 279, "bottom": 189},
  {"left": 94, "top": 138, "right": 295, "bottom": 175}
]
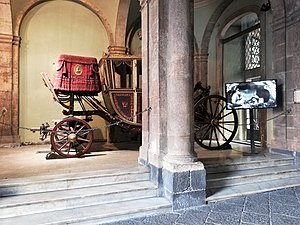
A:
[
  {"left": 204, "top": 152, "right": 300, "bottom": 202},
  {"left": 0, "top": 166, "right": 171, "bottom": 225}
]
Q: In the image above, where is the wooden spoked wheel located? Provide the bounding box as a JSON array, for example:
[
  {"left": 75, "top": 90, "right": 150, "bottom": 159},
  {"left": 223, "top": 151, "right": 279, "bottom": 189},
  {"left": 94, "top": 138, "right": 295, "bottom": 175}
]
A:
[
  {"left": 194, "top": 95, "right": 238, "bottom": 150},
  {"left": 50, "top": 117, "right": 93, "bottom": 157}
]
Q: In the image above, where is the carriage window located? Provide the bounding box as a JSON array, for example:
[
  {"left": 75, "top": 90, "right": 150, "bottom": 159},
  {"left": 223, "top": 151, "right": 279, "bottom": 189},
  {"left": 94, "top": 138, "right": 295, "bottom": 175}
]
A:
[{"left": 113, "top": 60, "right": 132, "bottom": 89}]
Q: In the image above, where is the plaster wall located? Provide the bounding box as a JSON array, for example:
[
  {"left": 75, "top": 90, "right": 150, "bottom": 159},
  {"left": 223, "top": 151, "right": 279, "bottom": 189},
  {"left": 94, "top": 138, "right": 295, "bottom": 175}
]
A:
[
  {"left": 19, "top": 0, "right": 108, "bottom": 142},
  {"left": 194, "top": 2, "right": 219, "bottom": 52},
  {"left": 11, "top": 0, "right": 119, "bottom": 38}
]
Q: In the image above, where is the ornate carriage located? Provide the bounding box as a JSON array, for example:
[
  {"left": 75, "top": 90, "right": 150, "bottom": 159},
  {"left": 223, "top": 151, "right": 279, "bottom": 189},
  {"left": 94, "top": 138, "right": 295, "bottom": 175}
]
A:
[{"left": 39, "top": 53, "right": 238, "bottom": 158}]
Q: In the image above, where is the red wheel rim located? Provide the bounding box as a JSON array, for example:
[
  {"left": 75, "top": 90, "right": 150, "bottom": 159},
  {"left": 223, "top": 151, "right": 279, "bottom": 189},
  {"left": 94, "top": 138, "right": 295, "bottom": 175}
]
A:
[{"left": 50, "top": 117, "right": 93, "bottom": 157}]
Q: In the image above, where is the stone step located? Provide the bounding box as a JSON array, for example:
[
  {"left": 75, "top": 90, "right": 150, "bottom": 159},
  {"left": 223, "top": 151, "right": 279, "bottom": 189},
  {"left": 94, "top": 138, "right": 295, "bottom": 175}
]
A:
[
  {"left": 0, "top": 166, "right": 149, "bottom": 196},
  {"left": 0, "top": 197, "right": 172, "bottom": 225},
  {"left": 0, "top": 180, "right": 157, "bottom": 218},
  {"left": 203, "top": 153, "right": 294, "bottom": 174},
  {"left": 206, "top": 174, "right": 300, "bottom": 202},
  {"left": 207, "top": 164, "right": 300, "bottom": 189}
]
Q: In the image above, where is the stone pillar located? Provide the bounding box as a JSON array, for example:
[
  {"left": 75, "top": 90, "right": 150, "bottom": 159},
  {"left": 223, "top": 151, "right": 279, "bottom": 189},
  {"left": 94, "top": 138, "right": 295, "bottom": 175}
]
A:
[
  {"left": 0, "top": 1, "right": 20, "bottom": 145},
  {"left": 138, "top": 0, "right": 150, "bottom": 166},
  {"left": 139, "top": 0, "right": 169, "bottom": 186},
  {"left": 285, "top": 3, "right": 300, "bottom": 152},
  {"left": 139, "top": 0, "right": 206, "bottom": 209},
  {"left": 162, "top": 0, "right": 206, "bottom": 209}
]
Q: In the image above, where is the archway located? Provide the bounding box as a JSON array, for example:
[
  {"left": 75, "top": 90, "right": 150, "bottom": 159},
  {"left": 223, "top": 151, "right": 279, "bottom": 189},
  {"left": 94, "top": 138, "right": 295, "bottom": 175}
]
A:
[{"left": 19, "top": 0, "right": 109, "bottom": 142}]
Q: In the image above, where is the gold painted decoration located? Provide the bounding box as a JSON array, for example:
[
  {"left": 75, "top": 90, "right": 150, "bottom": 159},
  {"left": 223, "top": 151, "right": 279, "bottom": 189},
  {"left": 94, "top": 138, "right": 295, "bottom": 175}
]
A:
[{"left": 74, "top": 64, "right": 83, "bottom": 76}]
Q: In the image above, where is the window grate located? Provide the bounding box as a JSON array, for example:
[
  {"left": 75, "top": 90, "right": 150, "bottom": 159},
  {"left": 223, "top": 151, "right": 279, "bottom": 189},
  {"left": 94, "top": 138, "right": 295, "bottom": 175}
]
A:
[{"left": 245, "top": 28, "right": 261, "bottom": 70}]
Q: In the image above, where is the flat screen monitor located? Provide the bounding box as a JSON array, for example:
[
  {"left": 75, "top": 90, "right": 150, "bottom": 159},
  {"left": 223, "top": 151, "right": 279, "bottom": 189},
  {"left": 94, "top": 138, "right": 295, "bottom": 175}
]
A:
[{"left": 225, "top": 79, "right": 277, "bottom": 109}]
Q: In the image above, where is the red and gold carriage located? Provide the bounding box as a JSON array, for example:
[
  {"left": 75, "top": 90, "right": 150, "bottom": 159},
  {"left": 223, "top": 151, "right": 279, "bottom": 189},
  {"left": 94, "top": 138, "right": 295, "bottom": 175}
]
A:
[{"left": 39, "top": 53, "right": 238, "bottom": 158}]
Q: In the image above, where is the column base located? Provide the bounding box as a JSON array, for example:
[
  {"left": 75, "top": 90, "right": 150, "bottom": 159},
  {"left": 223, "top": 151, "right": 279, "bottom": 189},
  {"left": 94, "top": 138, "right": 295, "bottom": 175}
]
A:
[
  {"left": 162, "top": 160, "right": 206, "bottom": 210},
  {"left": 0, "top": 135, "right": 21, "bottom": 147}
]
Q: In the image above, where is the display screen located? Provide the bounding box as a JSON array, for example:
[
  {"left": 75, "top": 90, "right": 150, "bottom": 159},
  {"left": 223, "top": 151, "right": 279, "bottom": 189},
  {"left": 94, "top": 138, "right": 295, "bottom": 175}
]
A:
[{"left": 225, "top": 80, "right": 277, "bottom": 109}]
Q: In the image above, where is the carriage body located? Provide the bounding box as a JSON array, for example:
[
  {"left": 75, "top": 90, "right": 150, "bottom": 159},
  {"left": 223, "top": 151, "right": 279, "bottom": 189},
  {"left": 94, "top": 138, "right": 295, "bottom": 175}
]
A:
[
  {"left": 54, "top": 54, "right": 101, "bottom": 95},
  {"left": 99, "top": 55, "right": 142, "bottom": 130}
]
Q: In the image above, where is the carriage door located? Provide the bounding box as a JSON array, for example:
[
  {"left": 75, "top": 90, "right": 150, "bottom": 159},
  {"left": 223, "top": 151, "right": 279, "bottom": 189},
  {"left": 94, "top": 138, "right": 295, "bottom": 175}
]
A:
[
  {"left": 223, "top": 13, "right": 262, "bottom": 145},
  {"left": 111, "top": 59, "right": 142, "bottom": 124}
]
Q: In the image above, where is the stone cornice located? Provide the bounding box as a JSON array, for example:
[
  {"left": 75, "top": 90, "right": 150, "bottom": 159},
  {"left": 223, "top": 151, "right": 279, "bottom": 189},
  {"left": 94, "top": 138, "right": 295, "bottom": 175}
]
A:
[
  {"left": 12, "top": 36, "right": 21, "bottom": 46},
  {"left": 0, "top": 33, "right": 13, "bottom": 44}
]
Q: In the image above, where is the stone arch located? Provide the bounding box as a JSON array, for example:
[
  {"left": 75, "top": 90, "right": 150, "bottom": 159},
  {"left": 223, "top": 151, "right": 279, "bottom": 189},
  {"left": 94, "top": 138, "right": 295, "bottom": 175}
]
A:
[
  {"left": 126, "top": 16, "right": 141, "bottom": 55},
  {"left": 194, "top": 0, "right": 233, "bottom": 86},
  {"left": 112, "top": 0, "right": 131, "bottom": 54},
  {"left": 200, "top": 0, "right": 233, "bottom": 56},
  {"left": 214, "top": 5, "right": 261, "bottom": 94},
  {"left": 13, "top": 0, "right": 114, "bottom": 45},
  {"left": 217, "top": 5, "right": 261, "bottom": 39},
  {"left": 17, "top": 0, "right": 110, "bottom": 142}
]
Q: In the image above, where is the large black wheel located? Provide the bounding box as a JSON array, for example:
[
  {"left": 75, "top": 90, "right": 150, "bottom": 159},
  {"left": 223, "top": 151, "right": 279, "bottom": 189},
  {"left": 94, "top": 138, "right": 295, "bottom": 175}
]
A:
[
  {"left": 50, "top": 117, "right": 93, "bottom": 157},
  {"left": 194, "top": 95, "right": 238, "bottom": 150}
]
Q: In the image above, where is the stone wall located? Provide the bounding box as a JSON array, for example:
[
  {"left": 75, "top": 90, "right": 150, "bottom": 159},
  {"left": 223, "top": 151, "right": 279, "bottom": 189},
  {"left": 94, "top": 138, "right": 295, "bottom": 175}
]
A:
[{"left": 272, "top": 0, "right": 300, "bottom": 152}]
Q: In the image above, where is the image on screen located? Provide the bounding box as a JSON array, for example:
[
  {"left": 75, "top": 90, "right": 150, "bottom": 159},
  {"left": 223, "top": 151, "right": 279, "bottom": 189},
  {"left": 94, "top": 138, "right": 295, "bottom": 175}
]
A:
[{"left": 225, "top": 80, "right": 277, "bottom": 109}]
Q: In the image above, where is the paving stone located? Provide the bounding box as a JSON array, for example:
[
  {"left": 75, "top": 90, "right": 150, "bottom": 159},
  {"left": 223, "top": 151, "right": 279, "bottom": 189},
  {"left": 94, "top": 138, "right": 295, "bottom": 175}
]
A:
[
  {"left": 175, "top": 209, "right": 209, "bottom": 225},
  {"left": 246, "top": 192, "right": 270, "bottom": 205},
  {"left": 269, "top": 192, "right": 300, "bottom": 206},
  {"left": 140, "top": 213, "right": 180, "bottom": 225},
  {"left": 271, "top": 202, "right": 300, "bottom": 218},
  {"left": 206, "top": 211, "right": 241, "bottom": 225},
  {"left": 193, "top": 204, "right": 214, "bottom": 213},
  {"left": 269, "top": 187, "right": 295, "bottom": 196},
  {"left": 244, "top": 200, "right": 270, "bottom": 215},
  {"left": 101, "top": 220, "right": 142, "bottom": 225},
  {"left": 241, "top": 212, "right": 270, "bottom": 225},
  {"left": 211, "top": 201, "right": 244, "bottom": 214},
  {"left": 294, "top": 186, "right": 300, "bottom": 194},
  {"left": 271, "top": 214, "right": 300, "bottom": 225}
]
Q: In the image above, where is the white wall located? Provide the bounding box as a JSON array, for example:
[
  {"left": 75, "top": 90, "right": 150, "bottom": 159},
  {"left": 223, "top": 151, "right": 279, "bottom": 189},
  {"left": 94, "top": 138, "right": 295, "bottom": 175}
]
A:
[{"left": 19, "top": 0, "right": 109, "bottom": 142}]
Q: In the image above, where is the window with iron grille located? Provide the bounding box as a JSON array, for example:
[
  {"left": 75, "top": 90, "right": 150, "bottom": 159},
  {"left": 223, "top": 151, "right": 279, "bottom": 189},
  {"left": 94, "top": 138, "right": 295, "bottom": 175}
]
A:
[{"left": 245, "top": 28, "right": 261, "bottom": 70}]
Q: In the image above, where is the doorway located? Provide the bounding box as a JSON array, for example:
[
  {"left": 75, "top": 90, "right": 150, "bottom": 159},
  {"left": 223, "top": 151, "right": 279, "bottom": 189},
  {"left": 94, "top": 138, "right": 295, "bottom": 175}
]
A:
[{"left": 222, "top": 13, "right": 263, "bottom": 146}]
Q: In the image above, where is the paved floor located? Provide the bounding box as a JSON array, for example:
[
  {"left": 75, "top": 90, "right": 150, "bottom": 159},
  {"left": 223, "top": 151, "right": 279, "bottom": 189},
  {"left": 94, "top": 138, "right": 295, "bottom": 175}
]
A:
[
  {"left": 0, "top": 142, "right": 300, "bottom": 225},
  {"left": 101, "top": 187, "right": 300, "bottom": 225}
]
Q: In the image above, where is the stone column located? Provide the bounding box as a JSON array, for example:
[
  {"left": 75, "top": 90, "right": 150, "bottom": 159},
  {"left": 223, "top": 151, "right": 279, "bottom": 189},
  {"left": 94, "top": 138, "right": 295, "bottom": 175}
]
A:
[
  {"left": 162, "top": 0, "right": 206, "bottom": 209},
  {"left": 139, "top": 0, "right": 169, "bottom": 186},
  {"left": 138, "top": 0, "right": 150, "bottom": 166},
  {"left": 0, "top": 1, "right": 20, "bottom": 145}
]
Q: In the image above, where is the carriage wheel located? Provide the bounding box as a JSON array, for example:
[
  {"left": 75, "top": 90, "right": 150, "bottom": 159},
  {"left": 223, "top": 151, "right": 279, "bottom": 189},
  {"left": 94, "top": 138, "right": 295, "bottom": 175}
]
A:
[
  {"left": 194, "top": 95, "right": 238, "bottom": 150},
  {"left": 50, "top": 117, "right": 93, "bottom": 157}
]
